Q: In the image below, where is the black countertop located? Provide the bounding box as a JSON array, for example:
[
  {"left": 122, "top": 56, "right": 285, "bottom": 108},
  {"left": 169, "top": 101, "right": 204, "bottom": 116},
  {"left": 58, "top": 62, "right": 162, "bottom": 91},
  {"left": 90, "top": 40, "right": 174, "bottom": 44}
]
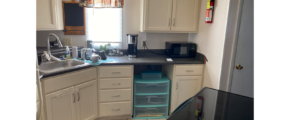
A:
[
  {"left": 38, "top": 48, "right": 205, "bottom": 78},
  {"left": 168, "top": 87, "right": 253, "bottom": 120},
  {"left": 101, "top": 53, "right": 205, "bottom": 65}
]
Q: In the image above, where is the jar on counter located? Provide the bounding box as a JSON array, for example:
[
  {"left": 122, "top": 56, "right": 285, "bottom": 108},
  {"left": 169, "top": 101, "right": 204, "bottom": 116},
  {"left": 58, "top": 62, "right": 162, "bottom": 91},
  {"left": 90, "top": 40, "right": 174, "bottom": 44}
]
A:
[
  {"left": 103, "top": 0, "right": 111, "bottom": 7},
  {"left": 87, "top": 0, "right": 94, "bottom": 8},
  {"left": 94, "top": 0, "right": 103, "bottom": 7}
]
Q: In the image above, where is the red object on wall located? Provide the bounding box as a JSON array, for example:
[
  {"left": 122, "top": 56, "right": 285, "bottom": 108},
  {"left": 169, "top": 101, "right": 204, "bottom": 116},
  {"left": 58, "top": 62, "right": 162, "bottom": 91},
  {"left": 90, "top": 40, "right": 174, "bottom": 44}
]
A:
[{"left": 205, "top": 0, "right": 214, "bottom": 23}]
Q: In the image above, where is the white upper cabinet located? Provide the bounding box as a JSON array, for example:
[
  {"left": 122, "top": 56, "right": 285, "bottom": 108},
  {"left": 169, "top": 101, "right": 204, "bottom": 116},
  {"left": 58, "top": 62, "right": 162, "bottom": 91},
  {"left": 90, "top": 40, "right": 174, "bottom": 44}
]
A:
[
  {"left": 140, "top": 0, "right": 200, "bottom": 33},
  {"left": 171, "top": 0, "right": 200, "bottom": 32},
  {"left": 37, "top": 0, "right": 64, "bottom": 30},
  {"left": 141, "top": 0, "right": 173, "bottom": 32}
]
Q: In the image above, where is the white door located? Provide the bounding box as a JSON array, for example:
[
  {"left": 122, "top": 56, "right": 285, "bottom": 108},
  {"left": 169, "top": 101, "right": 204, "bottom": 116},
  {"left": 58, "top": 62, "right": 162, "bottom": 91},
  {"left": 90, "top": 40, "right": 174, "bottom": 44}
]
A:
[
  {"left": 175, "top": 76, "right": 202, "bottom": 110},
  {"left": 171, "top": 0, "right": 199, "bottom": 32},
  {"left": 230, "top": 0, "right": 254, "bottom": 98},
  {"left": 45, "top": 86, "right": 76, "bottom": 120},
  {"left": 75, "top": 80, "right": 97, "bottom": 120},
  {"left": 144, "top": 0, "right": 173, "bottom": 32}
]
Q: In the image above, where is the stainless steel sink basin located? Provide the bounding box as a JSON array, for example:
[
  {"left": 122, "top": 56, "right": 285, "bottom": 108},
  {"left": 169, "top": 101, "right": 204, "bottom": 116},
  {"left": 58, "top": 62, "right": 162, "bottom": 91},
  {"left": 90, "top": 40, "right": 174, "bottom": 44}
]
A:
[{"left": 38, "top": 59, "right": 90, "bottom": 76}]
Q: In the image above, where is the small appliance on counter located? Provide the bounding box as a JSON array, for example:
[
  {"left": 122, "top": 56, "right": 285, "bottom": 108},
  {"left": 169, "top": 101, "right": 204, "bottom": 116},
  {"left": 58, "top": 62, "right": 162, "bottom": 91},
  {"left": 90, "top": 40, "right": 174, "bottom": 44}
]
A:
[
  {"left": 165, "top": 42, "right": 197, "bottom": 58},
  {"left": 87, "top": 40, "right": 93, "bottom": 48},
  {"left": 81, "top": 48, "right": 95, "bottom": 60},
  {"left": 127, "top": 34, "right": 138, "bottom": 58}
]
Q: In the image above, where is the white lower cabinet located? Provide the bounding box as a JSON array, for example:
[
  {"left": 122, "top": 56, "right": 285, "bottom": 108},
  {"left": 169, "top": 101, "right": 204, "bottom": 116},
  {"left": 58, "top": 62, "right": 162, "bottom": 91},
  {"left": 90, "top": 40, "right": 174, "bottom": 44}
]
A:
[
  {"left": 163, "top": 64, "right": 204, "bottom": 114},
  {"left": 45, "top": 86, "right": 77, "bottom": 120},
  {"left": 98, "top": 65, "right": 134, "bottom": 120},
  {"left": 45, "top": 80, "right": 97, "bottom": 120},
  {"left": 75, "top": 80, "right": 98, "bottom": 120},
  {"left": 175, "top": 76, "right": 202, "bottom": 108}
]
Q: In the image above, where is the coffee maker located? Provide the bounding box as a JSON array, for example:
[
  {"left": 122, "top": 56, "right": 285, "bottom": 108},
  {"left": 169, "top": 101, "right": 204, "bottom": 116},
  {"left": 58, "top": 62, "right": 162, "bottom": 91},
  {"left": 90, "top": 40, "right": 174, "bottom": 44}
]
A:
[{"left": 127, "top": 34, "right": 138, "bottom": 58}]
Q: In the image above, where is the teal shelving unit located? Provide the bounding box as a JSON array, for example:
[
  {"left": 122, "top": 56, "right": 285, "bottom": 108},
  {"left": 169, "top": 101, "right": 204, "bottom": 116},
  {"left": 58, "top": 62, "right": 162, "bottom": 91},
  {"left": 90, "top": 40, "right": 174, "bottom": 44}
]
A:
[{"left": 133, "top": 75, "right": 170, "bottom": 119}]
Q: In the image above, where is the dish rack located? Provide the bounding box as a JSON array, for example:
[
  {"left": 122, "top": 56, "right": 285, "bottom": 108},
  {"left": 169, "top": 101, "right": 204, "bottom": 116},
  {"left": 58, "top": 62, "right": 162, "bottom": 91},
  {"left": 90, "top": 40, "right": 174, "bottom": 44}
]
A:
[{"left": 133, "top": 75, "right": 170, "bottom": 119}]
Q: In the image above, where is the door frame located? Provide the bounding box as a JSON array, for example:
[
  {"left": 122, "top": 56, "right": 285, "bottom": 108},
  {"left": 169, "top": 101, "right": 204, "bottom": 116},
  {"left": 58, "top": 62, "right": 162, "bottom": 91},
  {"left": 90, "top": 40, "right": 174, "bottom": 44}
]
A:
[{"left": 219, "top": 0, "right": 245, "bottom": 92}]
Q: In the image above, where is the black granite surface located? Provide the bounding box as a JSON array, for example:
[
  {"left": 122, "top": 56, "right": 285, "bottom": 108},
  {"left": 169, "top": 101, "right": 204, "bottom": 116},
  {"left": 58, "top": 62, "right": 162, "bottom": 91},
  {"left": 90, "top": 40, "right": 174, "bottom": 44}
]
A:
[
  {"left": 168, "top": 87, "right": 253, "bottom": 120},
  {"left": 38, "top": 48, "right": 205, "bottom": 78},
  {"left": 101, "top": 52, "right": 205, "bottom": 65}
]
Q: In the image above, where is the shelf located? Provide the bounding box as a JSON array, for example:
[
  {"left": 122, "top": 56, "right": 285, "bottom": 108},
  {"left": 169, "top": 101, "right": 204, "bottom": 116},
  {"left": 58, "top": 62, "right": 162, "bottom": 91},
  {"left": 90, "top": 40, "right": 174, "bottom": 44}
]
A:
[
  {"left": 134, "top": 93, "right": 169, "bottom": 95},
  {"left": 133, "top": 116, "right": 168, "bottom": 119},
  {"left": 134, "top": 105, "right": 168, "bottom": 108},
  {"left": 134, "top": 75, "right": 170, "bottom": 83}
]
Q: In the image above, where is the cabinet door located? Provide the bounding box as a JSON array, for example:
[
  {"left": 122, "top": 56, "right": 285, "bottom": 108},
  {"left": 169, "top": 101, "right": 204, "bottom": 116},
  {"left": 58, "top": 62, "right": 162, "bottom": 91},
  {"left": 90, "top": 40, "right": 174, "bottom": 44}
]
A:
[
  {"left": 171, "top": 0, "right": 200, "bottom": 32},
  {"left": 173, "top": 76, "right": 202, "bottom": 111},
  {"left": 37, "top": 0, "right": 63, "bottom": 30},
  {"left": 45, "top": 86, "right": 76, "bottom": 120},
  {"left": 75, "top": 80, "right": 97, "bottom": 120},
  {"left": 143, "top": 0, "right": 173, "bottom": 32}
]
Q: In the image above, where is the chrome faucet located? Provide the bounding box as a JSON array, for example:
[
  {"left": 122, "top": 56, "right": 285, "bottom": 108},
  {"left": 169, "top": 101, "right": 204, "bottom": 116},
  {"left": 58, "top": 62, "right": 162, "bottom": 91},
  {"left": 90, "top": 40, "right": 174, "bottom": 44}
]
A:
[{"left": 47, "top": 33, "right": 63, "bottom": 60}]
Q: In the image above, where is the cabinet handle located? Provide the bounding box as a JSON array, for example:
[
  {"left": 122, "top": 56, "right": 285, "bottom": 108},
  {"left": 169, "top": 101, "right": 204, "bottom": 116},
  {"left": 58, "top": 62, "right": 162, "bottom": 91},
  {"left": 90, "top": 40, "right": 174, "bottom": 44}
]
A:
[
  {"left": 73, "top": 94, "right": 75, "bottom": 103},
  {"left": 176, "top": 82, "right": 178, "bottom": 90},
  {"left": 112, "top": 95, "right": 121, "bottom": 97},
  {"left": 168, "top": 18, "right": 171, "bottom": 26},
  {"left": 112, "top": 72, "right": 120, "bottom": 74},
  {"left": 112, "top": 83, "right": 121, "bottom": 85},
  {"left": 112, "top": 108, "right": 120, "bottom": 111},
  {"left": 78, "top": 92, "right": 80, "bottom": 101},
  {"left": 173, "top": 18, "right": 175, "bottom": 26},
  {"left": 186, "top": 70, "right": 193, "bottom": 72}
]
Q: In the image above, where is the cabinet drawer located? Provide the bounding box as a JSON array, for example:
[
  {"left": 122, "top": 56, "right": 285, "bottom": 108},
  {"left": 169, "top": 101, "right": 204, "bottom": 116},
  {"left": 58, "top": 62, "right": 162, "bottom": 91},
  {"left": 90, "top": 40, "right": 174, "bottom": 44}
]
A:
[
  {"left": 134, "top": 106, "right": 168, "bottom": 118},
  {"left": 100, "top": 89, "right": 132, "bottom": 102},
  {"left": 43, "top": 67, "right": 97, "bottom": 94},
  {"left": 99, "top": 101, "right": 132, "bottom": 117},
  {"left": 135, "top": 94, "right": 169, "bottom": 106},
  {"left": 135, "top": 82, "right": 169, "bottom": 94},
  {"left": 175, "top": 65, "right": 203, "bottom": 76},
  {"left": 98, "top": 66, "right": 133, "bottom": 78},
  {"left": 100, "top": 78, "right": 132, "bottom": 89}
]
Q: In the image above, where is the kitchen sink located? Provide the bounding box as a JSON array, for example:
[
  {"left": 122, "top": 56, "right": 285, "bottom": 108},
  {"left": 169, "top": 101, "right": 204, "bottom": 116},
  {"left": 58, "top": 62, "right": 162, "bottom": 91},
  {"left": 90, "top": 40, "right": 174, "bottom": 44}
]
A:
[{"left": 38, "top": 59, "right": 90, "bottom": 76}]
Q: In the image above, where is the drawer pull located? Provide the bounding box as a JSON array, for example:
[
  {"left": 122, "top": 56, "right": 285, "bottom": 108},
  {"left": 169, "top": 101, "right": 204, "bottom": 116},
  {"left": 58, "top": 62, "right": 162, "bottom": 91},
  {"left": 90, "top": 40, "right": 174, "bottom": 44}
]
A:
[
  {"left": 146, "top": 83, "right": 158, "bottom": 86},
  {"left": 112, "top": 83, "right": 121, "bottom": 85},
  {"left": 186, "top": 70, "right": 193, "bottom": 72},
  {"left": 112, "top": 108, "right": 120, "bottom": 111},
  {"left": 112, "top": 72, "right": 121, "bottom": 74},
  {"left": 112, "top": 95, "right": 121, "bottom": 97}
]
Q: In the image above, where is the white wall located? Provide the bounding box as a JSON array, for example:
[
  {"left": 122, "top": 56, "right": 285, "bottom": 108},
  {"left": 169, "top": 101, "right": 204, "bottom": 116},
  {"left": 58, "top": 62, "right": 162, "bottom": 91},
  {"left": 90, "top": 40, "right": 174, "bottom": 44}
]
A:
[
  {"left": 37, "top": 0, "right": 188, "bottom": 48},
  {"left": 188, "top": 0, "right": 229, "bottom": 89}
]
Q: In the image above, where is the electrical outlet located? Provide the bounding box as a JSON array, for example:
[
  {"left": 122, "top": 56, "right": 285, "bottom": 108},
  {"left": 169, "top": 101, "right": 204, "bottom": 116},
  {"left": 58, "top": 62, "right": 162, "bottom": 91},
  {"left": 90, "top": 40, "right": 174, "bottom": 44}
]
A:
[
  {"left": 63, "top": 38, "right": 72, "bottom": 46},
  {"left": 141, "top": 40, "right": 146, "bottom": 47}
]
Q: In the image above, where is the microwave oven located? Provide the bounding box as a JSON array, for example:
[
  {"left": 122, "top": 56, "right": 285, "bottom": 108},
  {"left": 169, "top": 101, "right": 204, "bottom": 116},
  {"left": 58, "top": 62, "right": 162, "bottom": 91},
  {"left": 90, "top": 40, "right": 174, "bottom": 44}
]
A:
[{"left": 165, "top": 42, "right": 197, "bottom": 58}]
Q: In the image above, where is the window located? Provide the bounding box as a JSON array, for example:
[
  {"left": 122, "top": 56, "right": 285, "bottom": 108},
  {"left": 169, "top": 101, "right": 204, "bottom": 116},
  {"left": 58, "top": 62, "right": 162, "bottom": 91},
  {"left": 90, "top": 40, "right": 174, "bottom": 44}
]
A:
[{"left": 85, "top": 8, "right": 122, "bottom": 49}]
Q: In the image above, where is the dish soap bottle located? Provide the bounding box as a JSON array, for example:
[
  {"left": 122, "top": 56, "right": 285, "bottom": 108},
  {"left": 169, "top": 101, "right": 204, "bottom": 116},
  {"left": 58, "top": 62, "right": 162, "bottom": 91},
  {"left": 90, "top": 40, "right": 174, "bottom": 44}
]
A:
[{"left": 66, "top": 46, "right": 71, "bottom": 59}]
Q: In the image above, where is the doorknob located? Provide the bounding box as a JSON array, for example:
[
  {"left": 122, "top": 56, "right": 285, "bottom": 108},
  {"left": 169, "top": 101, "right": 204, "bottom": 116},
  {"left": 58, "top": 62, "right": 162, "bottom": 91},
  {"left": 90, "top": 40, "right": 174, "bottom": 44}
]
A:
[{"left": 236, "top": 64, "right": 243, "bottom": 70}]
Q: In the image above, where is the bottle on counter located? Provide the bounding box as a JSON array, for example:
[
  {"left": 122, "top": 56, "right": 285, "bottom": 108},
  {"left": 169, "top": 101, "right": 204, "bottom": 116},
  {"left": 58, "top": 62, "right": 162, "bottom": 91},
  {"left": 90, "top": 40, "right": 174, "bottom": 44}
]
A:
[
  {"left": 72, "top": 46, "right": 78, "bottom": 59},
  {"left": 66, "top": 46, "right": 71, "bottom": 59},
  {"left": 111, "top": 0, "right": 116, "bottom": 7}
]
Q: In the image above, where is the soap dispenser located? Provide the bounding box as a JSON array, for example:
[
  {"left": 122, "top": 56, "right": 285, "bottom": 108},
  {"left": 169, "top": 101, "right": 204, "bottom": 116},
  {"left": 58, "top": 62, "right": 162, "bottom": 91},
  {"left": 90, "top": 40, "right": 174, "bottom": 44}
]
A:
[{"left": 66, "top": 46, "right": 71, "bottom": 59}]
